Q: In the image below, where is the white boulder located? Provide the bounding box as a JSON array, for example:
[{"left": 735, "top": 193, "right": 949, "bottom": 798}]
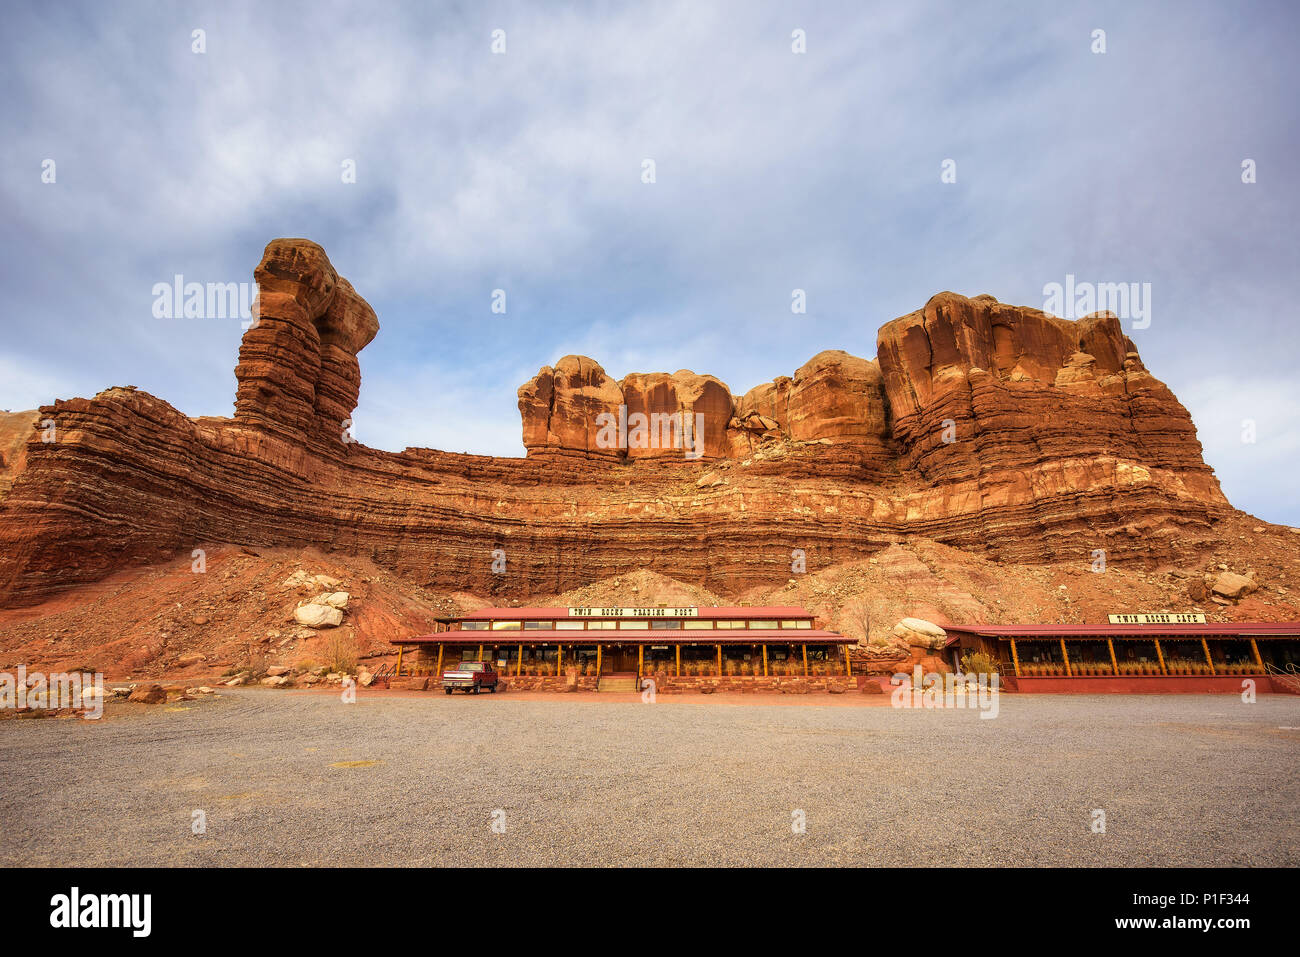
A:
[{"left": 891, "top": 617, "right": 947, "bottom": 650}]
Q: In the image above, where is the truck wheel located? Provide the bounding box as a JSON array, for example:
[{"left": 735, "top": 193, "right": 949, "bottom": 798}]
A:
[
  {"left": 472, "top": 685, "right": 479, "bottom": 694},
  {"left": 445, "top": 688, "right": 452, "bottom": 695},
  {"left": 488, "top": 683, "right": 497, "bottom": 693}
]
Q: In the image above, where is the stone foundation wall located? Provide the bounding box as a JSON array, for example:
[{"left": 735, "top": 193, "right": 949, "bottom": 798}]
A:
[
  {"left": 391, "top": 673, "right": 859, "bottom": 694},
  {"left": 644, "top": 674, "right": 854, "bottom": 694},
  {"left": 502, "top": 675, "right": 598, "bottom": 693}
]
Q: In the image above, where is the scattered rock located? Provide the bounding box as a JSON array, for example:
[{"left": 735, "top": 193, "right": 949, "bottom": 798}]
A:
[
  {"left": 127, "top": 684, "right": 166, "bottom": 704},
  {"left": 891, "top": 618, "right": 947, "bottom": 650},
  {"left": 1212, "top": 572, "right": 1258, "bottom": 600},
  {"left": 294, "top": 603, "right": 343, "bottom": 628}
]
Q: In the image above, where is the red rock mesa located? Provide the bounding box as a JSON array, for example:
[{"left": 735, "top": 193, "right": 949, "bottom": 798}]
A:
[{"left": 0, "top": 239, "right": 1232, "bottom": 608}]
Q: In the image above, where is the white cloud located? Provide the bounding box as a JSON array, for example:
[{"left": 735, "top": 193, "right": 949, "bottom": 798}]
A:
[{"left": 1179, "top": 375, "right": 1300, "bottom": 526}]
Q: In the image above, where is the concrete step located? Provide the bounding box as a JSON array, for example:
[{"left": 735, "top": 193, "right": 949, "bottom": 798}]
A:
[{"left": 598, "top": 676, "right": 639, "bottom": 692}]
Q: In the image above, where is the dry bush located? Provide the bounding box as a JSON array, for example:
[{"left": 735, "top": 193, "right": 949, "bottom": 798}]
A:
[{"left": 326, "top": 630, "right": 359, "bottom": 674}]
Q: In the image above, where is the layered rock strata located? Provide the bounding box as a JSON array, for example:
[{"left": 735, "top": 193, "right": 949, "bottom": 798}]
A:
[{"left": 0, "top": 243, "right": 1232, "bottom": 609}]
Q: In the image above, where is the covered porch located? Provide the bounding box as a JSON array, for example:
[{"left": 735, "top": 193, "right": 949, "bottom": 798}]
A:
[{"left": 390, "top": 634, "right": 856, "bottom": 690}]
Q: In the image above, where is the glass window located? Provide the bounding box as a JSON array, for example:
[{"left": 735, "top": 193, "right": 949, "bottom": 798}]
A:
[
  {"left": 555, "top": 620, "right": 585, "bottom": 630},
  {"left": 587, "top": 620, "right": 616, "bottom": 630},
  {"left": 715, "top": 620, "right": 748, "bottom": 629},
  {"left": 651, "top": 619, "right": 682, "bottom": 629},
  {"left": 461, "top": 620, "right": 489, "bottom": 631},
  {"left": 748, "top": 620, "right": 778, "bottom": 629},
  {"left": 491, "top": 620, "right": 522, "bottom": 631},
  {"left": 524, "top": 620, "right": 553, "bottom": 630},
  {"left": 684, "top": 620, "right": 715, "bottom": 630},
  {"left": 619, "top": 620, "right": 649, "bottom": 630}
]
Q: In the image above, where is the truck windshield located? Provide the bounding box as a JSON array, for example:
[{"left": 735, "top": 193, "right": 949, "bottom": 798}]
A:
[{"left": 456, "top": 662, "right": 484, "bottom": 671}]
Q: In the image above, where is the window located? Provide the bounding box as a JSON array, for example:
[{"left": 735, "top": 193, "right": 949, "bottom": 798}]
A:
[
  {"left": 555, "top": 620, "right": 585, "bottom": 630},
  {"left": 684, "top": 620, "right": 715, "bottom": 630},
  {"left": 715, "top": 620, "right": 748, "bottom": 629},
  {"left": 781, "top": 619, "right": 812, "bottom": 629},
  {"left": 748, "top": 620, "right": 778, "bottom": 629},
  {"left": 587, "top": 620, "right": 616, "bottom": 630},
  {"left": 524, "top": 621, "right": 554, "bottom": 630},
  {"left": 619, "top": 620, "right": 649, "bottom": 630},
  {"left": 651, "top": 619, "right": 682, "bottom": 629},
  {"left": 492, "top": 620, "right": 522, "bottom": 631},
  {"left": 461, "top": 620, "right": 489, "bottom": 631}
]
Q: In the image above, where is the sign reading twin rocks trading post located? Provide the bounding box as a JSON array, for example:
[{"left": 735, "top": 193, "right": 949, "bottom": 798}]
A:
[{"left": 568, "top": 607, "right": 699, "bottom": 618}]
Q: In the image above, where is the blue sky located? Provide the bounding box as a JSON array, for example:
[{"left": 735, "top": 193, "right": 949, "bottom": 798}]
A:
[{"left": 2, "top": 0, "right": 1297, "bottom": 523}]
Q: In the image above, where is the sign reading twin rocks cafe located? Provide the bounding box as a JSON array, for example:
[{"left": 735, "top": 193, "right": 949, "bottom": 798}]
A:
[
  {"left": 1107, "top": 613, "right": 1207, "bottom": 625},
  {"left": 568, "top": 607, "right": 699, "bottom": 618}
]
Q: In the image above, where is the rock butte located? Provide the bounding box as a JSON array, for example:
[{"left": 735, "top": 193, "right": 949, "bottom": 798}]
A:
[{"left": 0, "top": 239, "right": 1237, "bottom": 609}]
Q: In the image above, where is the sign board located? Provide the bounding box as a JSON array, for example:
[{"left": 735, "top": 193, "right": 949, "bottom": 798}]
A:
[
  {"left": 567, "top": 607, "right": 699, "bottom": 618},
  {"left": 1107, "top": 613, "right": 1207, "bottom": 625}
]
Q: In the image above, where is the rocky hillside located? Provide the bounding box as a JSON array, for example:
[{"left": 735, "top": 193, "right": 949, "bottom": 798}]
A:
[{"left": 2, "top": 516, "right": 1295, "bottom": 681}]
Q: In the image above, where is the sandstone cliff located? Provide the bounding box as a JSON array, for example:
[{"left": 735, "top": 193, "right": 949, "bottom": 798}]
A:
[{"left": 0, "top": 241, "right": 1239, "bottom": 611}]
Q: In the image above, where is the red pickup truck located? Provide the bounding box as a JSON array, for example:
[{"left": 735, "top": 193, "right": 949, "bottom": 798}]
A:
[{"left": 442, "top": 660, "right": 500, "bottom": 694}]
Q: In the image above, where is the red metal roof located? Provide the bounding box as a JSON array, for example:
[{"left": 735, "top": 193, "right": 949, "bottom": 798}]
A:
[
  {"left": 394, "top": 628, "right": 849, "bottom": 646},
  {"left": 445, "top": 606, "right": 813, "bottom": 621},
  {"left": 944, "top": 621, "right": 1300, "bottom": 643}
]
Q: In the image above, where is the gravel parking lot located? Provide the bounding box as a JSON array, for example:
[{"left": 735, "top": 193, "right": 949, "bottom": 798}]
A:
[{"left": 2, "top": 689, "right": 1297, "bottom": 866}]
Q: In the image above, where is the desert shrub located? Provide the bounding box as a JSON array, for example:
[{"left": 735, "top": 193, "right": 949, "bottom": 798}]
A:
[
  {"left": 326, "top": 631, "right": 359, "bottom": 674},
  {"left": 961, "top": 652, "right": 1000, "bottom": 675}
]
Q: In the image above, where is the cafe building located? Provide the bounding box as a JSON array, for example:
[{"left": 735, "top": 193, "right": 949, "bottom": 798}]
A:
[{"left": 944, "top": 615, "right": 1300, "bottom": 693}]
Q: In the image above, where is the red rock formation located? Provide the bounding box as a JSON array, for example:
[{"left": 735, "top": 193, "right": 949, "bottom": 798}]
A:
[
  {"left": 620, "top": 370, "right": 731, "bottom": 460},
  {"left": 875, "top": 292, "right": 1219, "bottom": 496},
  {"left": 234, "top": 239, "right": 377, "bottom": 444},
  {"left": 517, "top": 356, "right": 623, "bottom": 459},
  {"left": 0, "top": 241, "right": 1238, "bottom": 611}
]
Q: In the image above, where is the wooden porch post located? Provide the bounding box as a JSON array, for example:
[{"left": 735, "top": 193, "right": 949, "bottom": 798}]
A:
[
  {"left": 1201, "top": 637, "right": 1215, "bottom": 675},
  {"left": 596, "top": 644, "right": 602, "bottom": 677},
  {"left": 801, "top": 644, "right": 809, "bottom": 676},
  {"left": 761, "top": 644, "right": 768, "bottom": 676},
  {"left": 638, "top": 644, "right": 644, "bottom": 678},
  {"left": 1059, "top": 638, "right": 1071, "bottom": 677},
  {"left": 843, "top": 645, "right": 852, "bottom": 677},
  {"left": 477, "top": 643, "right": 483, "bottom": 662},
  {"left": 1153, "top": 638, "right": 1168, "bottom": 675},
  {"left": 558, "top": 644, "right": 564, "bottom": 673},
  {"left": 435, "top": 643, "right": 443, "bottom": 677},
  {"left": 716, "top": 644, "right": 722, "bottom": 676},
  {"left": 395, "top": 644, "right": 404, "bottom": 677},
  {"left": 674, "top": 644, "right": 680, "bottom": 677},
  {"left": 1106, "top": 637, "right": 1118, "bottom": 675},
  {"left": 1009, "top": 638, "right": 1021, "bottom": 677},
  {"left": 516, "top": 644, "right": 523, "bottom": 676},
  {"left": 1250, "top": 637, "right": 1264, "bottom": 671}
]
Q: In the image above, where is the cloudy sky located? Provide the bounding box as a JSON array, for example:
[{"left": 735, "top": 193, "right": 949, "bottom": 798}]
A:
[{"left": 2, "top": 0, "right": 1297, "bottom": 523}]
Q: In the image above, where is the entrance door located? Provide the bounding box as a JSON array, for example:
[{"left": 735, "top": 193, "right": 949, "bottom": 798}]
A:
[{"left": 603, "top": 645, "right": 639, "bottom": 673}]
